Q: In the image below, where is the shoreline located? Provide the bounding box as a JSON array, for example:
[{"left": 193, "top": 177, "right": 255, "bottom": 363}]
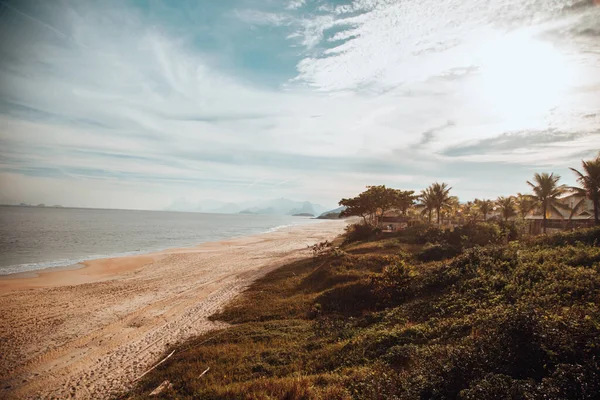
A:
[
  {"left": 0, "top": 219, "right": 347, "bottom": 399},
  {"left": 0, "top": 218, "right": 326, "bottom": 295}
]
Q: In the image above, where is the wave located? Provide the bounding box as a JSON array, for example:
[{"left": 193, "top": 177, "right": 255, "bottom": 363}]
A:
[
  {"left": 0, "top": 250, "right": 146, "bottom": 276},
  {"left": 263, "top": 224, "right": 294, "bottom": 233}
]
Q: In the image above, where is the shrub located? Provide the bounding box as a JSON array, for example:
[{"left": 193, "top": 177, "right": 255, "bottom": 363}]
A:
[
  {"left": 529, "top": 225, "right": 600, "bottom": 247},
  {"left": 344, "top": 223, "right": 380, "bottom": 243},
  {"left": 315, "top": 280, "right": 377, "bottom": 315},
  {"left": 370, "top": 261, "right": 413, "bottom": 305},
  {"left": 416, "top": 242, "right": 460, "bottom": 262}
]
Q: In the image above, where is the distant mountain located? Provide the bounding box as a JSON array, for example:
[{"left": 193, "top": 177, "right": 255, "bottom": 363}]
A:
[
  {"left": 317, "top": 206, "right": 346, "bottom": 219},
  {"left": 292, "top": 213, "right": 314, "bottom": 217},
  {"left": 167, "top": 197, "right": 330, "bottom": 216},
  {"left": 287, "top": 201, "right": 316, "bottom": 216}
]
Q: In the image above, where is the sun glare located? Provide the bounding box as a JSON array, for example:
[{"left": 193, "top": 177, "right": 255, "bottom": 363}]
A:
[{"left": 473, "top": 30, "right": 576, "bottom": 123}]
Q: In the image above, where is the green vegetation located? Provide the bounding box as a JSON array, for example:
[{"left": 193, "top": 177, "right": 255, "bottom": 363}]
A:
[
  {"left": 526, "top": 172, "right": 568, "bottom": 234},
  {"left": 122, "top": 153, "right": 600, "bottom": 399},
  {"left": 339, "top": 186, "right": 416, "bottom": 226},
  {"left": 123, "top": 224, "right": 600, "bottom": 399},
  {"left": 569, "top": 156, "right": 600, "bottom": 225}
]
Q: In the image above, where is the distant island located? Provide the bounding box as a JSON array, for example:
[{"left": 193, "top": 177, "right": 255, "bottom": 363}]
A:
[
  {"left": 316, "top": 206, "right": 347, "bottom": 219},
  {"left": 5, "top": 203, "right": 64, "bottom": 208},
  {"left": 291, "top": 213, "right": 314, "bottom": 217}
]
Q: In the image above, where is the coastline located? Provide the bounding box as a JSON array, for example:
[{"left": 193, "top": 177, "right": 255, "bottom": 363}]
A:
[
  {"left": 0, "top": 218, "right": 319, "bottom": 278},
  {"left": 0, "top": 219, "right": 347, "bottom": 399}
]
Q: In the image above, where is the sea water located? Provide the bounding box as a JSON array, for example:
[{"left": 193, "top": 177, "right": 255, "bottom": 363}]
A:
[{"left": 0, "top": 206, "right": 321, "bottom": 275}]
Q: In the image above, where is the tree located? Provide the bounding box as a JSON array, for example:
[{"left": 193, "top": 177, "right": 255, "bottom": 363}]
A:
[
  {"left": 527, "top": 172, "right": 568, "bottom": 234},
  {"left": 496, "top": 196, "right": 517, "bottom": 222},
  {"left": 339, "top": 196, "right": 373, "bottom": 225},
  {"left": 461, "top": 201, "right": 479, "bottom": 222},
  {"left": 393, "top": 190, "right": 417, "bottom": 216},
  {"left": 516, "top": 193, "right": 536, "bottom": 221},
  {"left": 418, "top": 187, "right": 435, "bottom": 224},
  {"left": 364, "top": 185, "right": 399, "bottom": 221},
  {"left": 569, "top": 153, "right": 600, "bottom": 226},
  {"left": 441, "top": 196, "right": 459, "bottom": 225},
  {"left": 339, "top": 185, "right": 401, "bottom": 226},
  {"left": 428, "top": 182, "right": 453, "bottom": 225},
  {"left": 475, "top": 199, "right": 493, "bottom": 221}
]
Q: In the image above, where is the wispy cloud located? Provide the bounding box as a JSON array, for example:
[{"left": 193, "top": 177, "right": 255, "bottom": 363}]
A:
[{"left": 0, "top": 0, "right": 599, "bottom": 209}]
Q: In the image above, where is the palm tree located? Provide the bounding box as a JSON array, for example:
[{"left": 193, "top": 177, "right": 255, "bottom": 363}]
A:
[
  {"left": 496, "top": 196, "right": 517, "bottom": 222},
  {"left": 569, "top": 153, "right": 600, "bottom": 225},
  {"left": 475, "top": 199, "right": 493, "bottom": 221},
  {"left": 461, "top": 201, "right": 479, "bottom": 223},
  {"left": 418, "top": 187, "right": 435, "bottom": 224},
  {"left": 516, "top": 193, "right": 536, "bottom": 220},
  {"left": 429, "top": 182, "right": 453, "bottom": 225},
  {"left": 527, "top": 172, "right": 568, "bottom": 234}
]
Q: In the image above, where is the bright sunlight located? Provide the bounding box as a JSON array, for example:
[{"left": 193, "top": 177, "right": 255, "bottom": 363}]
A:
[{"left": 475, "top": 29, "right": 577, "bottom": 124}]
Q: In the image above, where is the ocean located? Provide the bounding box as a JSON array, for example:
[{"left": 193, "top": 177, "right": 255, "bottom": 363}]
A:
[{"left": 0, "top": 206, "right": 322, "bottom": 275}]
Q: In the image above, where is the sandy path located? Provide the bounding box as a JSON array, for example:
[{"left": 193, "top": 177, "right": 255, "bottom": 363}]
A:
[{"left": 0, "top": 220, "right": 347, "bottom": 399}]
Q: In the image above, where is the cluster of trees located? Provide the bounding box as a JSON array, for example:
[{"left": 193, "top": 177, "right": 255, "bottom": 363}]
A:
[
  {"left": 339, "top": 186, "right": 417, "bottom": 225},
  {"left": 339, "top": 153, "right": 600, "bottom": 233}
]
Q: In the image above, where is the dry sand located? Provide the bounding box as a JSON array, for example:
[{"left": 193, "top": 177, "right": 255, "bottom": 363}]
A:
[{"left": 0, "top": 219, "right": 347, "bottom": 399}]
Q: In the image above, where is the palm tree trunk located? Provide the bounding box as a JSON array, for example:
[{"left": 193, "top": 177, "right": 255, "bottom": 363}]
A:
[
  {"left": 542, "top": 202, "right": 547, "bottom": 234},
  {"left": 594, "top": 195, "right": 599, "bottom": 226},
  {"left": 436, "top": 207, "right": 441, "bottom": 225},
  {"left": 428, "top": 210, "right": 432, "bottom": 224}
]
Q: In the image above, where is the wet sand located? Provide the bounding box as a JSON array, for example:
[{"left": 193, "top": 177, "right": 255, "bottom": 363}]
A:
[{"left": 0, "top": 220, "right": 347, "bottom": 399}]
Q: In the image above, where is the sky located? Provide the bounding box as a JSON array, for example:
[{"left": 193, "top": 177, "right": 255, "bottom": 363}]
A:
[{"left": 0, "top": 0, "right": 599, "bottom": 210}]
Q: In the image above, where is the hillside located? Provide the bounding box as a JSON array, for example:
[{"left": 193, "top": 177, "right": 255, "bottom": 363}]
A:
[
  {"left": 124, "top": 224, "right": 600, "bottom": 399},
  {"left": 317, "top": 206, "right": 346, "bottom": 219}
]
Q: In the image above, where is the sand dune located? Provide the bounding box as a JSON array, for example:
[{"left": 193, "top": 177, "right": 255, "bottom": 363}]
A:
[{"left": 0, "top": 220, "right": 347, "bottom": 399}]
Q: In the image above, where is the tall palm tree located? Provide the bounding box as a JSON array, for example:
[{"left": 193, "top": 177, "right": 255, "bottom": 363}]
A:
[
  {"left": 496, "top": 196, "right": 517, "bottom": 222},
  {"left": 569, "top": 153, "right": 600, "bottom": 225},
  {"left": 475, "top": 199, "right": 493, "bottom": 221},
  {"left": 516, "top": 193, "right": 536, "bottom": 221},
  {"left": 418, "top": 187, "right": 435, "bottom": 224},
  {"left": 429, "top": 182, "right": 453, "bottom": 225},
  {"left": 527, "top": 172, "right": 568, "bottom": 234}
]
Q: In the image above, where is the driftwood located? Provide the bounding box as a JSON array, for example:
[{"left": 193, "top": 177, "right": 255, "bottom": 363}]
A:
[
  {"left": 149, "top": 380, "right": 172, "bottom": 396},
  {"left": 198, "top": 366, "right": 210, "bottom": 378},
  {"left": 133, "top": 350, "right": 175, "bottom": 382}
]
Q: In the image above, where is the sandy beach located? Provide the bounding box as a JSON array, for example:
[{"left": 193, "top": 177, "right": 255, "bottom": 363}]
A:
[{"left": 0, "top": 219, "right": 347, "bottom": 399}]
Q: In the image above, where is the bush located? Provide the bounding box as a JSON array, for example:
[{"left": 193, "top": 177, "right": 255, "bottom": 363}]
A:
[
  {"left": 315, "top": 280, "right": 377, "bottom": 315},
  {"left": 529, "top": 225, "right": 600, "bottom": 247},
  {"left": 416, "top": 242, "right": 460, "bottom": 262},
  {"left": 370, "top": 261, "right": 413, "bottom": 305},
  {"left": 344, "top": 223, "right": 380, "bottom": 243}
]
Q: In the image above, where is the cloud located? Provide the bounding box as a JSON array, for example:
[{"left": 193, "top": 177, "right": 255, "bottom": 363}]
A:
[
  {"left": 234, "top": 9, "right": 290, "bottom": 26},
  {"left": 442, "top": 130, "right": 600, "bottom": 165},
  {"left": 0, "top": 0, "right": 599, "bottom": 209},
  {"left": 286, "top": 0, "right": 307, "bottom": 11}
]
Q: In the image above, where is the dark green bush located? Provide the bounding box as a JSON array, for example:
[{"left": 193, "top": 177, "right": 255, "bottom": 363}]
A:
[
  {"left": 344, "top": 223, "right": 380, "bottom": 243},
  {"left": 416, "top": 242, "right": 460, "bottom": 261},
  {"left": 314, "top": 280, "right": 377, "bottom": 315},
  {"left": 529, "top": 225, "right": 600, "bottom": 247}
]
